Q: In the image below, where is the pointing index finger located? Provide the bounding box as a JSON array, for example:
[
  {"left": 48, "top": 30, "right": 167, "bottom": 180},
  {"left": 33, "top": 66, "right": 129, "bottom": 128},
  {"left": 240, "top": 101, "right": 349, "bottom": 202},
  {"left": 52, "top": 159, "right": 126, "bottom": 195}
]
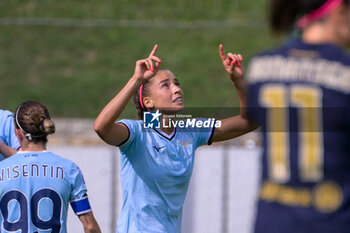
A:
[
  {"left": 219, "top": 44, "right": 226, "bottom": 61},
  {"left": 149, "top": 44, "right": 158, "bottom": 57}
]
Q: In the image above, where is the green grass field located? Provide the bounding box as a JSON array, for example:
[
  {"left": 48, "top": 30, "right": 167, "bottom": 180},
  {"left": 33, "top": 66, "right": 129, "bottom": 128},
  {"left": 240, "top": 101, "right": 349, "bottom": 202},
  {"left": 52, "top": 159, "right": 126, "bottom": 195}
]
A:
[{"left": 0, "top": 0, "right": 281, "bottom": 119}]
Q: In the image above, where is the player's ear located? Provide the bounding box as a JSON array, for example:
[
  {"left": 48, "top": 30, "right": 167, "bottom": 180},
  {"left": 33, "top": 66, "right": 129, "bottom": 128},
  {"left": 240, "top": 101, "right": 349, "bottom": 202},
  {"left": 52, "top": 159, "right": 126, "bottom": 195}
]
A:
[
  {"left": 143, "top": 97, "right": 154, "bottom": 109},
  {"left": 15, "top": 128, "right": 24, "bottom": 142}
]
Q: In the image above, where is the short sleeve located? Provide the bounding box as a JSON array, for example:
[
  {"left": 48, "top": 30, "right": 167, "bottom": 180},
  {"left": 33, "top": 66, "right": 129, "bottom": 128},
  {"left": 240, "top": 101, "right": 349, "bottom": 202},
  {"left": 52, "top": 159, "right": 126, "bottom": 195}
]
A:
[
  {"left": 7, "top": 117, "right": 20, "bottom": 151},
  {"left": 246, "top": 61, "right": 264, "bottom": 124},
  {"left": 0, "top": 111, "right": 20, "bottom": 160},
  {"left": 117, "top": 119, "right": 142, "bottom": 150},
  {"left": 1, "top": 111, "right": 20, "bottom": 150},
  {"left": 246, "top": 84, "right": 259, "bottom": 123},
  {"left": 190, "top": 118, "right": 216, "bottom": 148},
  {"left": 69, "top": 163, "right": 92, "bottom": 215}
]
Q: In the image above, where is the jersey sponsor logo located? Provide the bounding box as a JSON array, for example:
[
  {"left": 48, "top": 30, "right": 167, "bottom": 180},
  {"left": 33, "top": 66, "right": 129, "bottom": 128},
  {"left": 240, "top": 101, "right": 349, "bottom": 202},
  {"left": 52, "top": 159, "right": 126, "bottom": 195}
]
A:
[
  {"left": 259, "top": 180, "right": 343, "bottom": 213},
  {"left": 313, "top": 181, "right": 343, "bottom": 213}
]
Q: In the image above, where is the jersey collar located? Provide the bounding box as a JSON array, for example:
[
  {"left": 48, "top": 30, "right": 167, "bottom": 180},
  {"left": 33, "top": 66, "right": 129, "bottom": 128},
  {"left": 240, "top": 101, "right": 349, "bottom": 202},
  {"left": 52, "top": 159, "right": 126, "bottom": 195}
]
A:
[{"left": 153, "top": 128, "right": 176, "bottom": 141}]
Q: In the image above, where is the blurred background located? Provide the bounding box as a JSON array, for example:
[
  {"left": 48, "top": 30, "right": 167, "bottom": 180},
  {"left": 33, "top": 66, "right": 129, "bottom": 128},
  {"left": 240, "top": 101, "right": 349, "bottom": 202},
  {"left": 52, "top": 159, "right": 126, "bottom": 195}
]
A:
[
  {"left": 1, "top": 0, "right": 281, "bottom": 232},
  {"left": 0, "top": 0, "right": 281, "bottom": 118}
]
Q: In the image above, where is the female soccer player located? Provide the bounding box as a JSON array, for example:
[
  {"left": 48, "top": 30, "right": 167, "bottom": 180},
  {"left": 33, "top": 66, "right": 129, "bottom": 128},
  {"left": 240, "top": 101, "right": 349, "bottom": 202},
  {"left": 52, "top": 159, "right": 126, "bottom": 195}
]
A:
[
  {"left": 0, "top": 101, "right": 101, "bottom": 233},
  {"left": 94, "top": 44, "right": 256, "bottom": 232},
  {"left": 246, "top": 0, "right": 350, "bottom": 232},
  {"left": 0, "top": 109, "right": 20, "bottom": 159}
]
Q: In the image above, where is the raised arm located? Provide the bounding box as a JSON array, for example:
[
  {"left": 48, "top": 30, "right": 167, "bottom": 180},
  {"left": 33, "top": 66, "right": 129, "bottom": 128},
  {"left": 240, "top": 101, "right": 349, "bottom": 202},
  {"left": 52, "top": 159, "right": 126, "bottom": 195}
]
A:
[
  {"left": 0, "top": 141, "right": 17, "bottom": 158},
  {"left": 211, "top": 44, "right": 258, "bottom": 142},
  {"left": 94, "top": 45, "right": 161, "bottom": 146},
  {"left": 78, "top": 212, "right": 102, "bottom": 233}
]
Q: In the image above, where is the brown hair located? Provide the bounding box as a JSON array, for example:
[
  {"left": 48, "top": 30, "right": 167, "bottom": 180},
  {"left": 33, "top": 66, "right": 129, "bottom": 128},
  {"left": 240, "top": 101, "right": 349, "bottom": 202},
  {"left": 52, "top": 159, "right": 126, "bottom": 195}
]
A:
[
  {"left": 14, "top": 100, "right": 55, "bottom": 143},
  {"left": 132, "top": 69, "right": 172, "bottom": 120},
  {"left": 269, "top": 0, "right": 349, "bottom": 33}
]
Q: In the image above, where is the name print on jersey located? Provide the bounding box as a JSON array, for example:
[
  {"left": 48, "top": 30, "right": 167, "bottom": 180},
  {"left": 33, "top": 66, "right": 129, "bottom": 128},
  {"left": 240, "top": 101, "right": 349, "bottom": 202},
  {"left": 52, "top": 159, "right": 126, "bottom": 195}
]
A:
[{"left": 0, "top": 163, "right": 64, "bottom": 181}]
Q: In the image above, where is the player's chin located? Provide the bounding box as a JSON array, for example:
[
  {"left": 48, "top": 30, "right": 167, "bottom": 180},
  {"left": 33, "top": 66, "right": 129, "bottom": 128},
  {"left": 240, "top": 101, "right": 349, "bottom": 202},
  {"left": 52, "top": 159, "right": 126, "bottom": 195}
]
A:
[{"left": 162, "top": 105, "right": 184, "bottom": 114}]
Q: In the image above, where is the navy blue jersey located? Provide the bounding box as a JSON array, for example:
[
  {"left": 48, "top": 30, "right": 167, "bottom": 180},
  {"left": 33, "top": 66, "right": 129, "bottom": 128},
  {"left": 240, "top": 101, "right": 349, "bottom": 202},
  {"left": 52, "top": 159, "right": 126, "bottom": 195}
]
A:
[{"left": 246, "top": 38, "right": 350, "bottom": 233}]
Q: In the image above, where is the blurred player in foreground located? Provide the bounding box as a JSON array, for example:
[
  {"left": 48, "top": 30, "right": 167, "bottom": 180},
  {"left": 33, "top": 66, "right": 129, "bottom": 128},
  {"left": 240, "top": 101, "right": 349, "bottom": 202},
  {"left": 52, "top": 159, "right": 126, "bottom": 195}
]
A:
[
  {"left": 94, "top": 44, "right": 256, "bottom": 233},
  {"left": 246, "top": 0, "right": 350, "bottom": 232},
  {"left": 0, "top": 101, "right": 101, "bottom": 233},
  {"left": 0, "top": 109, "right": 20, "bottom": 159}
]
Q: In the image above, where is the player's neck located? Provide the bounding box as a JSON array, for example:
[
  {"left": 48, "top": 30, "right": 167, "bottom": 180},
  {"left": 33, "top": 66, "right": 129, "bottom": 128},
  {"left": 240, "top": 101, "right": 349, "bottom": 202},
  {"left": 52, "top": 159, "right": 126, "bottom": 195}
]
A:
[
  {"left": 302, "top": 21, "right": 345, "bottom": 47},
  {"left": 20, "top": 141, "right": 47, "bottom": 151},
  {"left": 160, "top": 115, "right": 175, "bottom": 136}
]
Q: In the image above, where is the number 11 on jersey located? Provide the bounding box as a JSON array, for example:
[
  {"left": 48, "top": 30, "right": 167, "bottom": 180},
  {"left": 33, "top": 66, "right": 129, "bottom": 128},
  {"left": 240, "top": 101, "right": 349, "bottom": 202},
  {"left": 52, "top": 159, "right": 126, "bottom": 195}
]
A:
[{"left": 260, "top": 84, "right": 323, "bottom": 183}]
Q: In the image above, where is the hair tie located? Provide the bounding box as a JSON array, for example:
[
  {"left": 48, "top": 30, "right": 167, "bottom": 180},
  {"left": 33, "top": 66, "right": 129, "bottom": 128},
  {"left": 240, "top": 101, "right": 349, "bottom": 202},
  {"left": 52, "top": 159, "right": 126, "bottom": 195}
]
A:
[
  {"left": 296, "top": 0, "right": 343, "bottom": 29},
  {"left": 139, "top": 85, "right": 145, "bottom": 109}
]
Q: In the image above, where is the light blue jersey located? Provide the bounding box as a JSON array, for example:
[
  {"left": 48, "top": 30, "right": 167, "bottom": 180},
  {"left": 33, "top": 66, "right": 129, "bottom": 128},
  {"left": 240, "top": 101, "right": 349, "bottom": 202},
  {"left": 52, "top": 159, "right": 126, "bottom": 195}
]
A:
[
  {"left": 117, "top": 119, "right": 215, "bottom": 233},
  {"left": 0, "top": 110, "right": 20, "bottom": 160},
  {"left": 0, "top": 151, "right": 92, "bottom": 233}
]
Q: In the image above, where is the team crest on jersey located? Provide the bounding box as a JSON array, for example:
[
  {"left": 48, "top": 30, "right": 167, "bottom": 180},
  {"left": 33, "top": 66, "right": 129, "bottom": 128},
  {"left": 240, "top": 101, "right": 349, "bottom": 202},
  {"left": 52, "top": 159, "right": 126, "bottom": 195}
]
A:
[
  {"left": 179, "top": 139, "right": 192, "bottom": 147},
  {"left": 143, "top": 110, "right": 161, "bottom": 129}
]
